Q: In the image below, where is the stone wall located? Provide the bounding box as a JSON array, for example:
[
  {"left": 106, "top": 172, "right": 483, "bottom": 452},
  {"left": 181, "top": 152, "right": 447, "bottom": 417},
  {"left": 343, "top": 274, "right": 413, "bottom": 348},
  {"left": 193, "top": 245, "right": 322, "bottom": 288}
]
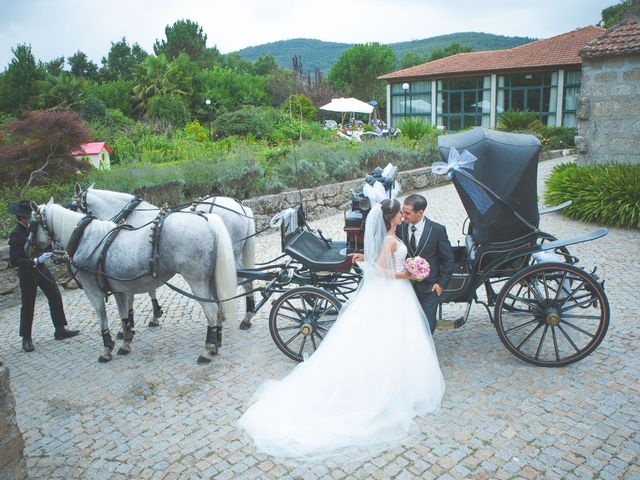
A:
[
  {"left": 0, "top": 368, "right": 28, "bottom": 480},
  {"left": 575, "top": 55, "right": 640, "bottom": 165}
]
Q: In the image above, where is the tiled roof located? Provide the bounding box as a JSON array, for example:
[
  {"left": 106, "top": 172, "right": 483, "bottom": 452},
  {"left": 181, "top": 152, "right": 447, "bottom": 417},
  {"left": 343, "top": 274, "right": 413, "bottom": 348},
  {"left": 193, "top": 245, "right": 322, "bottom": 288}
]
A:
[
  {"left": 580, "top": 19, "right": 640, "bottom": 57},
  {"left": 71, "top": 142, "right": 112, "bottom": 156},
  {"left": 379, "top": 26, "right": 606, "bottom": 81}
]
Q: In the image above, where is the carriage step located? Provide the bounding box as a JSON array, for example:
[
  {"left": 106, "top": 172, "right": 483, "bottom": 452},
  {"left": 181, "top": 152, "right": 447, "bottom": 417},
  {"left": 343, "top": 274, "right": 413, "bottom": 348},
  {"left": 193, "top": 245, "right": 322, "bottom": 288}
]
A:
[{"left": 436, "top": 317, "right": 466, "bottom": 330}]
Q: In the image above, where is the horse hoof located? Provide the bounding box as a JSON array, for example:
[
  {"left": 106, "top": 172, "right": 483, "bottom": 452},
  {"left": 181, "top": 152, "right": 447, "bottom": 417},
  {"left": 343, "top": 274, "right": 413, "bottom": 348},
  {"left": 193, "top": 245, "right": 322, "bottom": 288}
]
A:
[
  {"left": 153, "top": 309, "right": 163, "bottom": 319},
  {"left": 148, "top": 319, "right": 160, "bottom": 327},
  {"left": 239, "top": 321, "right": 251, "bottom": 330},
  {"left": 197, "top": 355, "right": 211, "bottom": 365},
  {"left": 117, "top": 347, "right": 130, "bottom": 356},
  {"left": 116, "top": 331, "right": 124, "bottom": 340},
  {"left": 98, "top": 354, "right": 111, "bottom": 363}
]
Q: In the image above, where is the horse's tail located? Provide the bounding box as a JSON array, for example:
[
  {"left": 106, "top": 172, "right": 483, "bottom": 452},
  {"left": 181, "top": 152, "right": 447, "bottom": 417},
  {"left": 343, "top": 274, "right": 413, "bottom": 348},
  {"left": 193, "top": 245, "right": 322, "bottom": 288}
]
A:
[
  {"left": 206, "top": 214, "right": 238, "bottom": 324},
  {"left": 242, "top": 207, "right": 256, "bottom": 270}
]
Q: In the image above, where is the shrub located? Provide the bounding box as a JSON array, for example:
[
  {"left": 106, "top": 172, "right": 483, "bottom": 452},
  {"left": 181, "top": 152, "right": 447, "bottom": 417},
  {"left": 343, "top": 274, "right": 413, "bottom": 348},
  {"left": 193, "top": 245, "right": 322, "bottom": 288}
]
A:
[
  {"left": 78, "top": 93, "right": 107, "bottom": 122},
  {"left": 544, "top": 162, "right": 640, "bottom": 229},
  {"left": 280, "top": 94, "right": 318, "bottom": 122},
  {"left": 215, "top": 106, "right": 281, "bottom": 139},
  {"left": 539, "top": 126, "right": 576, "bottom": 149},
  {"left": 497, "top": 109, "right": 545, "bottom": 133},
  {"left": 183, "top": 119, "right": 209, "bottom": 142},
  {"left": 396, "top": 118, "right": 439, "bottom": 141},
  {"left": 146, "top": 94, "right": 189, "bottom": 129}
]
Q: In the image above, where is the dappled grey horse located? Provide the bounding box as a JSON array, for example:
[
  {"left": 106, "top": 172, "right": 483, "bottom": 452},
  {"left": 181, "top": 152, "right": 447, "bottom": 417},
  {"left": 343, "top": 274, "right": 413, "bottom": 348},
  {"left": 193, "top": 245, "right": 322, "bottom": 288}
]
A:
[
  {"left": 73, "top": 184, "right": 257, "bottom": 329},
  {"left": 31, "top": 200, "right": 237, "bottom": 364}
]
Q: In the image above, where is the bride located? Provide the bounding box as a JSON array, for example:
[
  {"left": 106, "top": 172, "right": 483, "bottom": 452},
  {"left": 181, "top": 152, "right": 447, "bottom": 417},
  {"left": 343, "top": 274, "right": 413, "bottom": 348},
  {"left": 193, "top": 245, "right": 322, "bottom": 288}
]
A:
[{"left": 238, "top": 198, "right": 445, "bottom": 461}]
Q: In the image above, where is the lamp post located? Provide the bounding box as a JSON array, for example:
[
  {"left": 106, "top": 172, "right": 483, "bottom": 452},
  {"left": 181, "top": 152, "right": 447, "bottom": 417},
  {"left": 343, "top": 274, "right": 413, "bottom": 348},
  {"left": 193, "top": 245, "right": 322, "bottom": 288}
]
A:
[
  {"left": 402, "top": 82, "right": 410, "bottom": 119},
  {"left": 205, "top": 98, "right": 212, "bottom": 141}
]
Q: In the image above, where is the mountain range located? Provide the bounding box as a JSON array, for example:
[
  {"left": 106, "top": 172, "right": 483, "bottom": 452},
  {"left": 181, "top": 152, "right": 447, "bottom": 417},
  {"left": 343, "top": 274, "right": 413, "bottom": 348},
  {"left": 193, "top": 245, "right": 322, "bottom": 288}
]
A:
[{"left": 235, "top": 32, "right": 536, "bottom": 73}]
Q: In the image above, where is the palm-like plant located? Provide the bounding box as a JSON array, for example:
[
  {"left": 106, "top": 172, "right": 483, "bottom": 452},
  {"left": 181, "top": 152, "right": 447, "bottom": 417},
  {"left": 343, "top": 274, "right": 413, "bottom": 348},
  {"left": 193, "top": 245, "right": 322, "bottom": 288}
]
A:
[
  {"left": 496, "top": 109, "right": 545, "bottom": 133},
  {"left": 36, "top": 73, "right": 86, "bottom": 110},
  {"left": 131, "top": 54, "right": 193, "bottom": 114}
]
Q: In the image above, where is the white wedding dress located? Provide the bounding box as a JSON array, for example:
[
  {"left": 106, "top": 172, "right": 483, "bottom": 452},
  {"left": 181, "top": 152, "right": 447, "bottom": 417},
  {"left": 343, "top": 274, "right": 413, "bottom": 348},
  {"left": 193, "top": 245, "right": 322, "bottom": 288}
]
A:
[{"left": 238, "top": 235, "right": 445, "bottom": 461}]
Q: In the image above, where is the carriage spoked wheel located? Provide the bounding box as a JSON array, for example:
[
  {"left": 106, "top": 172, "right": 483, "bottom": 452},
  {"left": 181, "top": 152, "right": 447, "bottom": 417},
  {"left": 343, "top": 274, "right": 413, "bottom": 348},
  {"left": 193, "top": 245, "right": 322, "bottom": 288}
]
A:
[
  {"left": 269, "top": 287, "right": 342, "bottom": 362},
  {"left": 494, "top": 262, "right": 609, "bottom": 367}
]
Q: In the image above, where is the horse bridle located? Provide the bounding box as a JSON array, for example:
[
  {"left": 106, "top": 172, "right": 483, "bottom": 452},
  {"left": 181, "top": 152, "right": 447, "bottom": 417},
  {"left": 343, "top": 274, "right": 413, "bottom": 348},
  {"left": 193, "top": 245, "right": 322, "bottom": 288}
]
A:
[{"left": 71, "top": 187, "right": 90, "bottom": 215}]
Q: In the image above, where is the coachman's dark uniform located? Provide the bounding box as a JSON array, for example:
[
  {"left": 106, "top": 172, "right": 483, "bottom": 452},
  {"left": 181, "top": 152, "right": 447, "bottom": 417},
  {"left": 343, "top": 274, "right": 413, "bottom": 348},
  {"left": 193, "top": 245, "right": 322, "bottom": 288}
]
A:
[{"left": 9, "top": 221, "right": 68, "bottom": 340}]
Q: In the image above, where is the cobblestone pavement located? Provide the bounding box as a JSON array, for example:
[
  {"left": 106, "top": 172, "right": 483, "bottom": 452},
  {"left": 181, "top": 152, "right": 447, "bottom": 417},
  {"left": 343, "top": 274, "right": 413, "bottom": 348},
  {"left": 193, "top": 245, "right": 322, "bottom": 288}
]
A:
[{"left": 1, "top": 157, "right": 639, "bottom": 479}]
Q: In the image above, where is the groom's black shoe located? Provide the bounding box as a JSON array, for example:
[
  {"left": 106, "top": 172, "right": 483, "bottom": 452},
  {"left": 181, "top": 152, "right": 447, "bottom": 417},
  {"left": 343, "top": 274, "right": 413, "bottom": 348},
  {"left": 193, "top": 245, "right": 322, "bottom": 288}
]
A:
[
  {"left": 54, "top": 328, "right": 80, "bottom": 340},
  {"left": 22, "top": 338, "right": 35, "bottom": 352}
]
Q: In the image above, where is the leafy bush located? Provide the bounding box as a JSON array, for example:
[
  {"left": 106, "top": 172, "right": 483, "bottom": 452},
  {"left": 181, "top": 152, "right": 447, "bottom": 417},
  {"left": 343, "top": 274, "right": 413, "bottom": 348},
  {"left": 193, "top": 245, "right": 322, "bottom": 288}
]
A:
[
  {"left": 280, "top": 94, "right": 318, "bottom": 122},
  {"left": 539, "top": 126, "right": 576, "bottom": 149},
  {"left": 78, "top": 93, "right": 107, "bottom": 122},
  {"left": 146, "top": 94, "right": 189, "bottom": 129},
  {"left": 215, "top": 106, "right": 281, "bottom": 139},
  {"left": 396, "top": 118, "right": 439, "bottom": 141},
  {"left": 544, "top": 162, "right": 640, "bottom": 229},
  {"left": 183, "top": 119, "right": 209, "bottom": 142},
  {"left": 497, "top": 109, "right": 544, "bottom": 133}
]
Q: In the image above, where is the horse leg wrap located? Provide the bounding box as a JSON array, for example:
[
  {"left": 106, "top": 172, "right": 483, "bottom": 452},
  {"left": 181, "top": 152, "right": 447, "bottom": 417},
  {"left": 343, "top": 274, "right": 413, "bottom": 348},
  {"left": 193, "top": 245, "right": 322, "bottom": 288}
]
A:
[
  {"left": 216, "top": 326, "right": 222, "bottom": 347},
  {"left": 128, "top": 310, "right": 135, "bottom": 328},
  {"left": 121, "top": 318, "right": 135, "bottom": 341},
  {"left": 206, "top": 325, "right": 216, "bottom": 347},
  {"left": 101, "top": 329, "right": 115, "bottom": 350},
  {"left": 151, "top": 299, "right": 163, "bottom": 318},
  {"left": 246, "top": 296, "right": 256, "bottom": 313}
]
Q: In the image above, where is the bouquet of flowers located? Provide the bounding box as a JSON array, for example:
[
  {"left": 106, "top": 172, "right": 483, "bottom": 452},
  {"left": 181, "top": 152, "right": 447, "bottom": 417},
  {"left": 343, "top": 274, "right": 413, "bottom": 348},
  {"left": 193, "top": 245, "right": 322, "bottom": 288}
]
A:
[{"left": 404, "top": 256, "right": 430, "bottom": 281}]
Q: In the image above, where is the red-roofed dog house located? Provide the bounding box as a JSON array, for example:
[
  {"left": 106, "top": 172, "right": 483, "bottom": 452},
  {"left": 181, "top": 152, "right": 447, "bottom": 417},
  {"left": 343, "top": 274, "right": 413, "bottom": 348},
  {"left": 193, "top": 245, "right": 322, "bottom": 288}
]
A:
[
  {"left": 72, "top": 142, "right": 112, "bottom": 170},
  {"left": 378, "top": 26, "right": 606, "bottom": 130}
]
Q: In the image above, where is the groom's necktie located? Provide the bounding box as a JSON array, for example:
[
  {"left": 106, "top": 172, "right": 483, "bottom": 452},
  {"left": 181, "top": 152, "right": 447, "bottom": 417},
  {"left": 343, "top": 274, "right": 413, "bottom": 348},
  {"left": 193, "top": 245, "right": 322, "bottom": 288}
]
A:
[{"left": 410, "top": 225, "right": 417, "bottom": 252}]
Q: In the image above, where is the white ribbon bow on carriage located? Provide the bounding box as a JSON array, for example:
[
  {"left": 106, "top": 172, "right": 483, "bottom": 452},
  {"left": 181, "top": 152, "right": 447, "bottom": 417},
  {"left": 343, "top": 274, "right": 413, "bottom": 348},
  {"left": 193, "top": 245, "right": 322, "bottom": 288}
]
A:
[
  {"left": 362, "top": 163, "right": 400, "bottom": 207},
  {"left": 431, "top": 148, "right": 477, "bottom": 178}
]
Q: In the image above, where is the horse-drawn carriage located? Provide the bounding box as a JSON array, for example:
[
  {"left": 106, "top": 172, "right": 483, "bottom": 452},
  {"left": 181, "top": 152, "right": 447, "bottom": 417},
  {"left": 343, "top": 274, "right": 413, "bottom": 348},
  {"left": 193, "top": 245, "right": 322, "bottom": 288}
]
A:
[
  {"left": 31, "top": 128, "right": 609, "bottom": 367},
  {"left": 246, "top": 127, "right": 609, "bottom": 367}
]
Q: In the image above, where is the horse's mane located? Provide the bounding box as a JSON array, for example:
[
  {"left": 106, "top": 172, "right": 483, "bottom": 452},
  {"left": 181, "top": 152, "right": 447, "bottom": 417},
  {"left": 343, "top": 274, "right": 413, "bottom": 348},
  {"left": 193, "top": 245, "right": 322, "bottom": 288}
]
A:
[
  {"left": 47, "top": 204, "right": 115, "bottom": 242},
  {"left": 89, "top": 188, "right": 157, "bottom": 210}
]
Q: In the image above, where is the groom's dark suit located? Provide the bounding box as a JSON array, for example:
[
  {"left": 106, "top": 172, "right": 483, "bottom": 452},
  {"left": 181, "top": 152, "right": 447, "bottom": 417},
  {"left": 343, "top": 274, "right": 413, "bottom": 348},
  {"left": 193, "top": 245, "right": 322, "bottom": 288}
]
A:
[{"left": 396, "top": 218, "right": 455, "bottom": 333}]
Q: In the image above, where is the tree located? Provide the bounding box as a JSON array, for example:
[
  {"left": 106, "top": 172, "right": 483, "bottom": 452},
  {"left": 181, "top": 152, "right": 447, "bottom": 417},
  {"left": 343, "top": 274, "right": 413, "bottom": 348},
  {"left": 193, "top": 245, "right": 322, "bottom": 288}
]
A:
[
  {"left": 43, "top": 57, "right": 66, "bottom": 76},
  {"left": 265, "top": 69, "right": 298, "bottom": 107},
  {"left": 0, "top": 44, "right": 43, "bottom": 115},
  {"left": 146, "top": 94, "right": 189, "bottom": 129},
  {"left": 100, "top": 37, "right": 148, "bottom": 80},
  {"left": 91, "top": 79, "right": 136, "bottom": 117},
  {"left": 154, "top": 19, "right": 208, "bottom": 64},
  {"left": 327, "top": 43, "right": 396, "bottom": 104},
  {"left": 601, "top": 0, "right": 633, "bottom": 28},
  {"left": 0, "top": 110, "right": 90, "bottom": 187},
  {"left": 429, "top": 43, "right": 473, "bottom": 62},
  {"left": 253, "top": 55, "right": 278, "bottom": 76},
  {"left": 400, "top": 52, "right": 428, "bottom": 69},
  {"left": 35, "top": 72, "right": 87, "bottom": 110},
  {"left": 280, "top": 94, "right": 317, "bottom": 122},
  {"left": 194, "top": 66, "right": 268, "bottom": 113},
  {"left": 68, "top": 50, "right": 98, "bottom": 79}
]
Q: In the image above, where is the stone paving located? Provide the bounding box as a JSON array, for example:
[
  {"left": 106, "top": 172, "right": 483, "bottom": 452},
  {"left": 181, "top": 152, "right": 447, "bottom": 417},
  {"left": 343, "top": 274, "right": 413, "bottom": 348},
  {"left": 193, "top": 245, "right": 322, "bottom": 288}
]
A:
[{"left": 0, "top": 157, "right": 639, "bottom": 479}]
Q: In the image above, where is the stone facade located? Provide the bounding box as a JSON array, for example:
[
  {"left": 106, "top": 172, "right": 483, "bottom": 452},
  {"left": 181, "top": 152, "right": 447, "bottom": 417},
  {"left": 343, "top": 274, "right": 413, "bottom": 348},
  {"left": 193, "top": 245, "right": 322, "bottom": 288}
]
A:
[
  {"left": 0, "top": 368, "right": 28, "bottom": 480},
  {"left": 576, "top": 54, "right": 640, "bottom": 165}
]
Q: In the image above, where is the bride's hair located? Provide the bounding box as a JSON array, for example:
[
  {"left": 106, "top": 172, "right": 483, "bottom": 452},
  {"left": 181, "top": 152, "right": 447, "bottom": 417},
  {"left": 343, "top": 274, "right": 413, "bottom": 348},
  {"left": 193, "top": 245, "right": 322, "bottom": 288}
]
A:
[{"left": 380, "top": 198, "right": 401, "bottom": 231}]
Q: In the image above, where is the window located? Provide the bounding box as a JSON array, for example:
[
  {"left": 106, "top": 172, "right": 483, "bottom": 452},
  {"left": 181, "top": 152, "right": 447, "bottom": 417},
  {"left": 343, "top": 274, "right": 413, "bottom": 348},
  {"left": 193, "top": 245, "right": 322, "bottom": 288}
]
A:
[
  {"left": 497, "top": 72, "right": 558, "bottom": 125},
  {"left": 563, "top": 71, "right": 581, "bottom": 128},
  {"left": 436, "top": 76, "right": 491, "bottom": 130},
  {"left": 390, "top": 80, "right": 432, "bottom": 127}
]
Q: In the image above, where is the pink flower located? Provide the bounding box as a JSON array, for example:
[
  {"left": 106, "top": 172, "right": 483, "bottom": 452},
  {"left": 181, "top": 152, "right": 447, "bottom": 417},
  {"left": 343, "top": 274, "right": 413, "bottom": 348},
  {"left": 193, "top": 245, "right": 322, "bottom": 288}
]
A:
[{"left": 404, "top": 256, "right": 430, "bottom": 281}]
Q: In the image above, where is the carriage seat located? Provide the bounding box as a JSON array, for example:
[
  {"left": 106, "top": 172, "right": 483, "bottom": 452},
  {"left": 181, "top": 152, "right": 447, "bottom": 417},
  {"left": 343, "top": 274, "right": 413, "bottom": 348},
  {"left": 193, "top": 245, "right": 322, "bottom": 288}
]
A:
[{"left": 285, "top": 230, "right": 352, "bottom": 272}]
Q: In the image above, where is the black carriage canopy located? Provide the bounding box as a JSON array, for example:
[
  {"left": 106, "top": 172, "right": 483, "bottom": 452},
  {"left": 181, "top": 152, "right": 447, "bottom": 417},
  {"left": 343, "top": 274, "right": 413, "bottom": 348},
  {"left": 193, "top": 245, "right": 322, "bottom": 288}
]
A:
[{"left": 437, "top": 127, "right": 541, "bottom": 244}]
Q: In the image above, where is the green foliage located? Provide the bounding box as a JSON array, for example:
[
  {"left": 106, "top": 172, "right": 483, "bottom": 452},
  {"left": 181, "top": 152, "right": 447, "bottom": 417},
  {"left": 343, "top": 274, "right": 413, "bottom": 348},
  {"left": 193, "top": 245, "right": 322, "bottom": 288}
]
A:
[
  {"left": 183, "top": 119, "right": 209, "bottom": 142},
  {"left": 68, "top": 50, "right": 98, "bottom": 79},
  {"left": 146, "top": 94, "right": 189, "bottom": 129},
  {"left": 153, "top": 19, "right": 214, "bottom": 67},
  {"left": 544, "top": 162, "right": 640, "bottom": 229},
  {"left": 215, "top": 106, "right": 280, "bottom": 139},
  {"left": 194, "top": 66, "right": 268, "bottom": 113},
  {"left": 280, "top": 95, "right": 317, "bottom": 122},
  {"left": 35, "top": 72, "right": 87, "bottom": 110},
  {"left": 43, "top": 57, "right": 65, "bottom": 76},
  {"left": 0, "top": 44, "right": 43, "bottom": 115},
  {"left": 400, "top": 52, "right": 427, "bottom": 69},
  {"left": 90, "top": 79, "right": 135, "bottom": 117},
  {"left": 100, "top": 37, "right": 148, "bottom": 81},
  {"left": 601, "top": 0, "right": 632, "bottom": 28},
  {"left": 396, "top": 118, "right": 440, "bottom": 141},
  {"left": 538, "top": 127, "right": 576, "bottom": 149},
  {"left": 78, "top": 93, "right": 107, "bottom": 122},
  {"left": 328, "top": 43, "right": 396, "bottom": 104},
  {"left": 496, "top": 109, "right": 545, "bottom": 133},
  {"left": 253, "top": 55, "right": 278, "bottom": 76},
  {"left": 428, "top": 43, "right": 473, "bottom": 61}
]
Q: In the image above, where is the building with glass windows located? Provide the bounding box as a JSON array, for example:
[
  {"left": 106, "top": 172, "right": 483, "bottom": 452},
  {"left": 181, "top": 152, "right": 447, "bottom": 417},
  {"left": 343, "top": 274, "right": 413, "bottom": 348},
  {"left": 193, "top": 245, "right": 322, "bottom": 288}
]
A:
[{"left": 378, "top": 26, "right": 605, "bottom": 130}]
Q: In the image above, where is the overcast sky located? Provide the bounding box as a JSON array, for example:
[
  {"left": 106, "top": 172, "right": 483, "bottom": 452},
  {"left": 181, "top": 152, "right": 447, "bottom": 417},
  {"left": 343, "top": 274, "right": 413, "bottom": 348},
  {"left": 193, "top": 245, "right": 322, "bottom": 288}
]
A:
[{"left": 0, "top": 0, "right": 616, "bottom": 69}]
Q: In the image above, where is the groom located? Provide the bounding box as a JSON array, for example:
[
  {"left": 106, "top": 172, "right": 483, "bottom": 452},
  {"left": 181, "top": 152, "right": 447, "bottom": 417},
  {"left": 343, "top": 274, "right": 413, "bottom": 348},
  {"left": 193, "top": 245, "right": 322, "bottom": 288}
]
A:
[{"left": 397, "top": 194, "right": 454, "bottom": 333}]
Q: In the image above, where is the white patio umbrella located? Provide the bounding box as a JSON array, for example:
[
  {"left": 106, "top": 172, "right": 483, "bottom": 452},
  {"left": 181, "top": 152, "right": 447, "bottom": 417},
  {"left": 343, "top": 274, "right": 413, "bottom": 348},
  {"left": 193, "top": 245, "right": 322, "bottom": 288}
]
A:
[{"left": 319, "top": 97, "right": 374, "bottom": 127}]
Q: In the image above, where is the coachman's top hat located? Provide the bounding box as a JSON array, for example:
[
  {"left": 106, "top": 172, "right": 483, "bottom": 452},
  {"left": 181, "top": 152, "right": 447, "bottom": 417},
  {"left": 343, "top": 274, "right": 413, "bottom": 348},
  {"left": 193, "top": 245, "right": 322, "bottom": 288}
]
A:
[{"left": 8, "top": 200, "right": 33, "bottom": 218}]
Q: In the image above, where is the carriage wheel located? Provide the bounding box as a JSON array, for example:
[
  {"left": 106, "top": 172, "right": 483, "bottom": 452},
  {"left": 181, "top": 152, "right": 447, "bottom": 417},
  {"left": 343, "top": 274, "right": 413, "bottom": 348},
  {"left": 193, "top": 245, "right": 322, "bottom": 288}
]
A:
[
  {"left": 494, "top": 262, "right": 609, "bottom": 367},
  {"left": 269, "top": 287, "right": 342, "bottom": 362}
]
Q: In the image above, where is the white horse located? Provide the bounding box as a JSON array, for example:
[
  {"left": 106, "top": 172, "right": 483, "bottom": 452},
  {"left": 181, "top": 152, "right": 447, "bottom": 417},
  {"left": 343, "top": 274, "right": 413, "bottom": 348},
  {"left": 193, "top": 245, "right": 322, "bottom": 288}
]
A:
[
  {"left": 73, "top": 184, "right": 257, "bottom": 329},
  {"left": 31, "top": 199, "right": 237, "bottom": 364}
]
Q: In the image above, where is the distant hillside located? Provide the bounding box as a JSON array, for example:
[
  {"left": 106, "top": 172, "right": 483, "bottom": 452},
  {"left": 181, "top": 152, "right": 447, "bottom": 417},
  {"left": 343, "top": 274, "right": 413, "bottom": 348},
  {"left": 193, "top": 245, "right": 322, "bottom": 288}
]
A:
[{"left": 235, "top": 32, "right": 536, "bottom": 74}]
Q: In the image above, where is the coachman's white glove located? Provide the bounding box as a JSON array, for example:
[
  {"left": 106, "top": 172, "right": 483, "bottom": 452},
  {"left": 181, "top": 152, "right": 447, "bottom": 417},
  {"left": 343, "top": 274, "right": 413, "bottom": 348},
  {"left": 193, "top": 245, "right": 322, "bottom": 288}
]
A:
[{"left": 36, "top": 252, "right": 53, "bottom": 264}]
